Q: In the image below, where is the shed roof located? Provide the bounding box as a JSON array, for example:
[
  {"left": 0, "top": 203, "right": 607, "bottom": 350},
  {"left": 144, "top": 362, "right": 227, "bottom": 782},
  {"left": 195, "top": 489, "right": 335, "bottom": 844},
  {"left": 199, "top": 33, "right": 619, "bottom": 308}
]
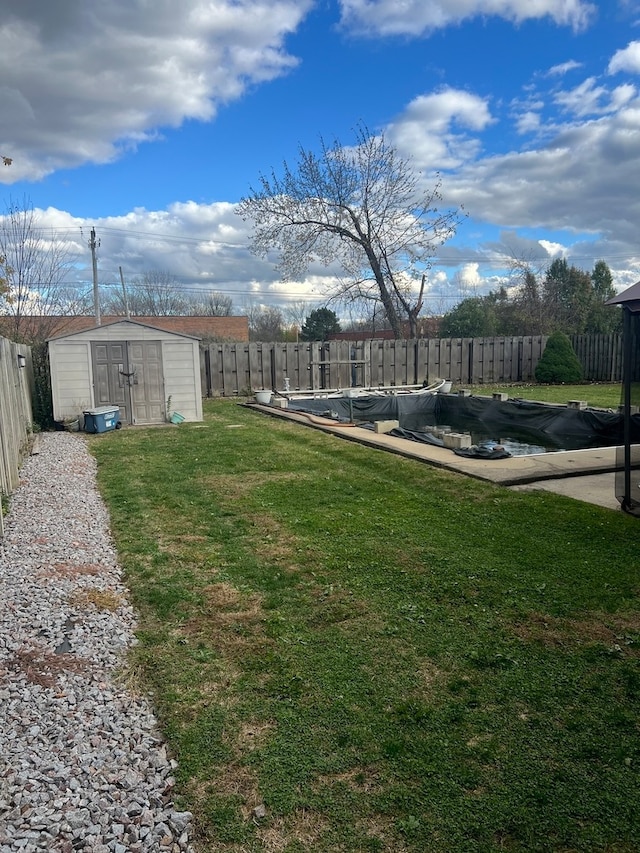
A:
[{"left": 47, "top": 317, "right": 201, "bottom": 342}]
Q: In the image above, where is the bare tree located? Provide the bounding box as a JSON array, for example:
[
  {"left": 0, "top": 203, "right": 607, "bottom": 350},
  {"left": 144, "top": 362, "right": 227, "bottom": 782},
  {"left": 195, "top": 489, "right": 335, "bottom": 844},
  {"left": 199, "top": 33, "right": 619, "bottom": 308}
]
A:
[
  {"left": 133, "top": 271, "right": 189, "bottom": 315},
  {"left": 245, "top": 303, "right": 285, "bottom": 341},
  {"left": 101, "top": 270, "right": 187, "bottom": 316},
  {"left": 183, "top": 291, "right": 234, "bottom": 316},
  {"left": 281, "top": 299, "right": 312, "bottom": 340},
  {"left": 103, "top": 274, "right": 235, "bottom": 318},
  {"left": 0, "top": 198, "right": 81, "bottom": 342},
  {"left": 238, "top": 125, "right": 463, "bottom": 339}
]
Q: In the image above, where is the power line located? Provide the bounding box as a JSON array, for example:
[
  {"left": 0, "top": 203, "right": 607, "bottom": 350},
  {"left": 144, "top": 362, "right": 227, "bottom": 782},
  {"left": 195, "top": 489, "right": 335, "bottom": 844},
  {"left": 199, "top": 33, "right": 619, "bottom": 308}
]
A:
[{"left": 4, "top": 224, "right": 640, "bottom": 266}]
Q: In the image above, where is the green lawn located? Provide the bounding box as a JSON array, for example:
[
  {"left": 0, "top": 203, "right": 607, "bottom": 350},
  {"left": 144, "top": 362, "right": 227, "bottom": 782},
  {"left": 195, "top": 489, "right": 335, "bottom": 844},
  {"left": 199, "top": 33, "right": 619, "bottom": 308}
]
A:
[
  {"left": 90, "top": 397, "right": 639, "bottom": 852},
  {"left": 459, "top": 382, "right": 623, "bottom": 409}
]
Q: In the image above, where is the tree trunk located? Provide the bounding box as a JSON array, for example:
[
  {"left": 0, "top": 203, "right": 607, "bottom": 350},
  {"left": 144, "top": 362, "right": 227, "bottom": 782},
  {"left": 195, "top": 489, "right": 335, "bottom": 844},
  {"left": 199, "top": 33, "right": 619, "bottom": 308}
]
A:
[{"left": 367, "top": 253, "right": 403, "bottom": 338}]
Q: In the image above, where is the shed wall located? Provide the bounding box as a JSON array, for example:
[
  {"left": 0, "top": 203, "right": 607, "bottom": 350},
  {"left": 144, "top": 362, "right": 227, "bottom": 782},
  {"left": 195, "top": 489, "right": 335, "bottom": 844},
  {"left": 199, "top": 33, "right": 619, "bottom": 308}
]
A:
[
  {"left": 49, "top": 340, "right": 93, "bottom": 419},
  {"left": 162, "top": 340, "right": 203, "bottom": 422},
  {"left": 49, "top": 323, "right": 202, "bottom": 423}
]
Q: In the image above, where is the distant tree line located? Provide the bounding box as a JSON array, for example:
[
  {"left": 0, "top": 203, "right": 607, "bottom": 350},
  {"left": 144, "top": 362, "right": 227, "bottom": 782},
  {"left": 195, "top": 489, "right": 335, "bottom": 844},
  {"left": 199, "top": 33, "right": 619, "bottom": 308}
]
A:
[
  {"left": 101, "top": 271, "right": 234, "bottom": 319},
  {"left": 439, "top": 259, "right": 619, "bottom": 338}
]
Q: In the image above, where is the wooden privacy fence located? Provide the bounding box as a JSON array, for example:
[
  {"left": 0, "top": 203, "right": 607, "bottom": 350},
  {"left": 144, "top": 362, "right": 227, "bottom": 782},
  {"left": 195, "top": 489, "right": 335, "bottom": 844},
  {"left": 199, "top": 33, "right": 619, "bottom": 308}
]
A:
[
  {"left": 0, "top": 336, "right": 34, "bottom": 535},
  {"left": 201, "top": 336, "right": 553, "bottom": 396},
  {"left": 570, "top": 334, "right": 623, "bottom": 382}
]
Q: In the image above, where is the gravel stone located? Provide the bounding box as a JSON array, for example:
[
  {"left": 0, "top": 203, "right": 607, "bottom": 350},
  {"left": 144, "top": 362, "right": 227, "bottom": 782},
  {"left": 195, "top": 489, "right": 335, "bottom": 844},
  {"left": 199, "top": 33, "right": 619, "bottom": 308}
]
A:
[{"left": 0, "top": 433, "right": 195, "bottom": 852}]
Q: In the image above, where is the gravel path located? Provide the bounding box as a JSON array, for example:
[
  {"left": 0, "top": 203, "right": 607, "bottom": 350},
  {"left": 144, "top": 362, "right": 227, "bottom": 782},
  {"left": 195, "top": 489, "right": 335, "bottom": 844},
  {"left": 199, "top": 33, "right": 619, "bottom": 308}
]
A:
[{"left": 0, "top": 433, "right": 195, "bottom": 853}]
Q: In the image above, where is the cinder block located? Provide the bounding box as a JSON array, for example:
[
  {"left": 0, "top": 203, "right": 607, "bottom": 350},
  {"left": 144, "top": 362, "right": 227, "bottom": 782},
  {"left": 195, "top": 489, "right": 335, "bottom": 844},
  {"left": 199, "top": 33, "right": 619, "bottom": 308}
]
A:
[
  {"left": 272, "top": 398, "right": 289, "bottom": 408},
  {"left": 443, "top": 432, "right": 473, "bottom": 449},
  {"left": 374, "top": 419, "right": 400, "bottom": 434},
  {"left": 567, "top": 400, "right": 588, "bottom": 410},
  {"left": 493, "top": 392, "right": 508, "bottom": 402},
  {"left": 432, "top": 426, "right": 451, "bottom": 439},
  {"left": 458, "top": 389, "right": 472, "bottom": 397}
]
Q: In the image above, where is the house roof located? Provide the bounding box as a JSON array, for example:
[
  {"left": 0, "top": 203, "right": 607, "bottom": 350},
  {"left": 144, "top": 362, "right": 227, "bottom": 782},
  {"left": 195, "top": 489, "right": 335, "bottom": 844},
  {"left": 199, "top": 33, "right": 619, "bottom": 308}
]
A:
[
  {"left": 47, "top": 317, "right": 202, "bottom": 342},
  {"left": 0, "top": 313, "right": 250, "bottom": 343},
  {"left": 605, "top": 280, "right": 640, "bottom": 311}
]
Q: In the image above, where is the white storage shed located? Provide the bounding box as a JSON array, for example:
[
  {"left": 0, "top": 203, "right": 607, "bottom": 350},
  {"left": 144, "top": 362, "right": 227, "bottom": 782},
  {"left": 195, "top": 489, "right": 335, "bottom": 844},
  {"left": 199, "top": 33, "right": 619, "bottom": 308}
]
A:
[{"left": 48, "top": 319, "right": 203, "bottom": 425}]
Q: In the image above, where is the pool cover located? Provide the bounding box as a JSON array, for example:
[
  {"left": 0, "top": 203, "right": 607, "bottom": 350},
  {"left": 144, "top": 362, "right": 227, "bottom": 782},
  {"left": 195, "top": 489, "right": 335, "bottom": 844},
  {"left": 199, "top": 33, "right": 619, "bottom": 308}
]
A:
[{"left": 283, "top": 393, "right": 640, "bottom": 454}]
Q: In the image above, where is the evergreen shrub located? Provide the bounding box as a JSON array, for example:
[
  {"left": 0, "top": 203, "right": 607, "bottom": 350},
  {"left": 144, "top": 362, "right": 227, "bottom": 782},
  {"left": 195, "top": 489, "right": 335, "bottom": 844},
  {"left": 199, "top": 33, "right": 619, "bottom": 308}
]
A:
[{"left": 535, "top": 331, "right": 584, "bottom": 384}]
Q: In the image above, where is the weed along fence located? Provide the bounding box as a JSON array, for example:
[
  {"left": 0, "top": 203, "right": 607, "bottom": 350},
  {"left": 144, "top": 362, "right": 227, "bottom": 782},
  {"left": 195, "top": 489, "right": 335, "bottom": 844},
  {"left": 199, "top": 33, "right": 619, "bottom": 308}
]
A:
[
  {"left": 0, "top": 336, "right": 34, "bottom": 536},
  {"left": 202, "top": 336, "right": 557, "bottom": 396}
]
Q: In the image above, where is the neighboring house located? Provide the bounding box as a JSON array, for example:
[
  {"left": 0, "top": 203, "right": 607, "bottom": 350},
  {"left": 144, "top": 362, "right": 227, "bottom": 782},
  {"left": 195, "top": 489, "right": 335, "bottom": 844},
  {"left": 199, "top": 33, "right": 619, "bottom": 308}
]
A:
[
  {"left": 327, "top": 318, "right": 442, "bottom": 342},
  {"left": 0, "top": 314, "right": 249, "bottom": 343},
  {"left": 48, "top": 319, "right": 203, "bottom": 425}
]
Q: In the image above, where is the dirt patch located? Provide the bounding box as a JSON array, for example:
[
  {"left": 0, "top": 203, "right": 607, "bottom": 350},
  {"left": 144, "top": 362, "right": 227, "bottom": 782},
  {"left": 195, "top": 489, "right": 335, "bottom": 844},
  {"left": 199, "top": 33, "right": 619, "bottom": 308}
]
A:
[
  {"left": 512, "top": 611, "right": 640, "bottom": 656},
  {"left": 200, "top": 583, "right": 264, "bottom": 625},
  {"left": 418, "top": 659, "right": 443, "bottom": 689},
  {"left": 235, "top": 719, "right": 276, "bottom": 753},
  {"left": 315, "top": 767, "right": 381, "bottom": 794},
  {"left": 37, "top": 562, "right": 102, "bottom": 579},
  {"left": 215, "top": 761, "right": 261, "bottom": 812},
  {"left": 179, "top": 582, "right": 272, "bottom": 661},
  {"left": 247, "top": 511, "right": 308, "bottom": 572},
  {"left": 68, "top": 588, "right": 125, "bottom": 612},
  {"left": 6, "top": 644, "right": 93, "bottom": 688},
  {"left": 200, "top": 471, "right": 303, "bottom": 502},
  {"left": 307, "top": 582, "right": 374, "bottom": 627},
  {"left": 157, "top": 532, "right": 221, "bottom": 560},
  {"left": 354, "top": 816, "right": 410, "bottom": 852},
  {"left": 255, "top": 808, "right": 329, "bottom": 852}
]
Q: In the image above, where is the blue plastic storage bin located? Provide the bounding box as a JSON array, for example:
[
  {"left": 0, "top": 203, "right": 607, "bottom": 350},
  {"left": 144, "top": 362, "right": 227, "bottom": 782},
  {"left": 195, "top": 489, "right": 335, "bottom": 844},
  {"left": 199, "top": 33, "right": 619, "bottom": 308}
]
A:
[{"left": 83, "top": 406, "right": 121, "bottom": 433}]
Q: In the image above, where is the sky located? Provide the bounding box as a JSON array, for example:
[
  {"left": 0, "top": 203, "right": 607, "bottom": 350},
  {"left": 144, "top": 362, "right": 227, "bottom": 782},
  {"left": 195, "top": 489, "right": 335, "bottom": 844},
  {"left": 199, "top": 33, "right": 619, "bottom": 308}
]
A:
[{"left": 1, "top": 0, "right": 640, "bottom": 322}]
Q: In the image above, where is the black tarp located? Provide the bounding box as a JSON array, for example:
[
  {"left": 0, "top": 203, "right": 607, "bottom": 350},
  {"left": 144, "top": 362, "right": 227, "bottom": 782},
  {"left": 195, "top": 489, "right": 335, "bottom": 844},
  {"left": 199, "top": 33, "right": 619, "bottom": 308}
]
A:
[{"left": 283, "top": 392, "right": 640, "bottom": 454}]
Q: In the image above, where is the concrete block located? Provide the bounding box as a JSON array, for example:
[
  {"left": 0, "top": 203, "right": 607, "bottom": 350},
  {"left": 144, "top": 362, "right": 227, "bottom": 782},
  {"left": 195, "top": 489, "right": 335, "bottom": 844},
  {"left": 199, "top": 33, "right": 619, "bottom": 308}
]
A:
[
  {"left": 458, "top": 389, "right": 472, "bottom": 397},
  {"left": 567, "top": 400, "right": 588, "bottom": 410},
  {"left": 443, "top": 432, "right": 473, "bottom": 449},
  {"left": 272, "top": 398, "right": 289, "bottom": 408},
  {"left": 374, "top": 419, "right": 400, "bottom": 434},
  {"left": 432, "top": 426, "right": 451, "bottom": 439},
  {"left": 493, "top": 392, "right": 508, "bottom": 402}
]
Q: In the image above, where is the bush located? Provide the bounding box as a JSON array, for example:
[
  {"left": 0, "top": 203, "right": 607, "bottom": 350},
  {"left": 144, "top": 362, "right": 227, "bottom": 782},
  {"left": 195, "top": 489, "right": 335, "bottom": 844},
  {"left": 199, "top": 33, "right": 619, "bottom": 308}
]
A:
[
  {"left": 535, "top": 331, "right": 584, "bottom": 384},
  {"left": 31, "top": 342, "right": 55, "bottom": 430}
]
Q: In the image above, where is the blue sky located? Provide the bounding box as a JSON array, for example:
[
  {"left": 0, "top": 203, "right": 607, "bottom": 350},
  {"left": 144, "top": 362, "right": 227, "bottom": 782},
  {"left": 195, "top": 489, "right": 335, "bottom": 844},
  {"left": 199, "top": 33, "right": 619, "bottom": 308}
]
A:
[{"left": 1, "top": 0, "right": 640, "bottom": 320}]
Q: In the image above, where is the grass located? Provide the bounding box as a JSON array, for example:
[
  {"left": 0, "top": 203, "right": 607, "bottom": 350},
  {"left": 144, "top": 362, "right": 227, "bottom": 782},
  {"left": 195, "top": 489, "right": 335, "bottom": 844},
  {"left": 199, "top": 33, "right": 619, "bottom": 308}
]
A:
[
  {"left": 459, "top": 382, "right": 623, "bottom": 409},
  {"left": 89, "top": 395, "right": 640, "bottom": 852}
]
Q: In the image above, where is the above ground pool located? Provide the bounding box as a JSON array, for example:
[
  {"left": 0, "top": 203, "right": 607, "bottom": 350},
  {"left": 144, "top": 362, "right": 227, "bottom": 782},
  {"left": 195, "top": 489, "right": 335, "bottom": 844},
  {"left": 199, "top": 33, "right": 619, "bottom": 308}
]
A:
[{"left": 283, "top": 392, "right": 638, "bottom": 457}]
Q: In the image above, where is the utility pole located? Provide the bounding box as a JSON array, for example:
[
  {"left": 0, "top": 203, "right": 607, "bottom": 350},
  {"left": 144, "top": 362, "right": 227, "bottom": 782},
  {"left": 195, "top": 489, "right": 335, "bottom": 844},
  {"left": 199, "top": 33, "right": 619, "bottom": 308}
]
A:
[
  {"left": 119, "top": 266, "right": 131, "bottom": 319},
  {"left": 89, "top": 227, "right": 101, "bottom": 326}
]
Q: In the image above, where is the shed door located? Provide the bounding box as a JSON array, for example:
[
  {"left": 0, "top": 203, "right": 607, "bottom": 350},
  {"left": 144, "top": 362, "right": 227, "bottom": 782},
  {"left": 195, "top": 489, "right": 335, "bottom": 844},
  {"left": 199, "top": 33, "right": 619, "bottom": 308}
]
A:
[
  {"left": 92, "top": 341, "right": 132, "bottom": 425},
  {"left": 129, "top": 341, "right": 164, "bottom": 424},
  {"left": 91, "top": 340, "right": 165, "bottom": 425}
]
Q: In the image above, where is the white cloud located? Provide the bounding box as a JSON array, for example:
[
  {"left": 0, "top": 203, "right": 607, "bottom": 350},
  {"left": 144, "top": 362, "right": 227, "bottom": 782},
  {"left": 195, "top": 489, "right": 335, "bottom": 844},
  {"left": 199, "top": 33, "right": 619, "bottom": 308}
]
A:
[
  {"left": 338, "top": 0, "right": 596, "bottom": 37},
  {"left": 554, "top": 77, "right": 636, "bottom": 117},
  {"left": 516, "top": 111, "right": 542, "bottom": 134},
  {"left": 458, "top": 262, "right": 482, "bottom": 288},
  {"left": 538, "top": 239, "right": 566, "bottom": 257},
  {"left": 546, "top": 60, "right": 583, "bottom": 76},
  {"left": 609, "top": 41, "right": 640, "bottom": 75},
  {"left": 0, "top": 0, "right": 310, "bottom": 181},
  {"left": 387, "top": 88, "right": 494, "bottom": 170},
  {"left": 443, "top": 92, "right": 640, "bottom": 259},
  {"left": 15, "top": 201, "right": 336, "bottom": 310}
]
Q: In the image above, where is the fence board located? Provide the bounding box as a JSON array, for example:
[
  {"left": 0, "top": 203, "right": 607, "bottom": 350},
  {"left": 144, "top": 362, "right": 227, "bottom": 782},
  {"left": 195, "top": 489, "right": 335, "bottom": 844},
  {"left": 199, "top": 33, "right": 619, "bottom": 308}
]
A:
[
  {"left": 201, "top": 333, "right": 622, "bottom": 396},
  {"left": 0, "top": 336, "right": 34, "bottom": 536}
]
